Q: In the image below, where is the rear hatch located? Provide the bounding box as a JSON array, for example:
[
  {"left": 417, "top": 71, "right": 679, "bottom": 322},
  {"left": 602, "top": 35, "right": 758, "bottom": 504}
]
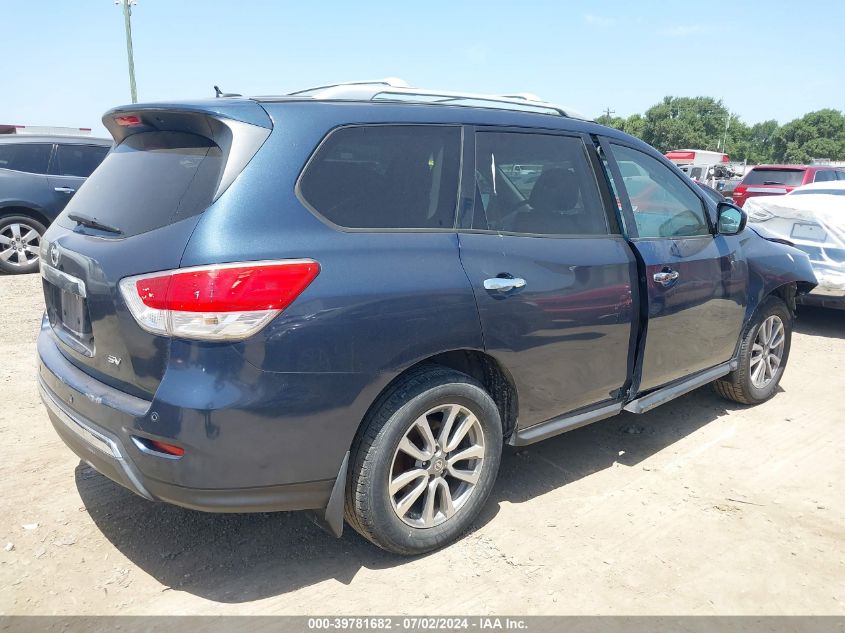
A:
[
  {"left": 40, "top": 101, "right": 271, "bottom": 399},
  {"left": 734, "top": 167, "right": 806, "bottom": 206}
]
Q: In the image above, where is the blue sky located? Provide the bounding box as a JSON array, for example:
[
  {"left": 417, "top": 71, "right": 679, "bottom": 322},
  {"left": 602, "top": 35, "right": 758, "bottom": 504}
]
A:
[{"left": 3, "top": 1, "right": 843, "bottom": 137}]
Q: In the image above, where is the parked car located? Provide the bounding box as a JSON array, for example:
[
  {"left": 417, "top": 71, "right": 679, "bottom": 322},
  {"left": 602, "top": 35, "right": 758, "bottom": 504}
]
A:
[
  {"left": 732, "top": 164, "right": 845, "bottom": 208},
  {"left": 0, "top": 135, "right": 111, "bottom": 274},
  {"left": 36, "top": 81, "right": 817, "bottom": 555},
  {"left": 745, "top": 181, "right": 845, "bottom": 308}
]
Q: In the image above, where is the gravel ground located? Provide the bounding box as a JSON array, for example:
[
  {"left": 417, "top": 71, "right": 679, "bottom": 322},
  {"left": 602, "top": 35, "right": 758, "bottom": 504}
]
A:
[{"left": 1, "top": 272, "right": 843, "bottom": 615}]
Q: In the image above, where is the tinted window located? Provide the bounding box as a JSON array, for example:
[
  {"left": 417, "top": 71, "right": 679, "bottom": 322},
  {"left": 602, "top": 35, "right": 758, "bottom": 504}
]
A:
[
  {"left": 0, "top": 143, "right": 52, "bottom": 174},
  {"left": 813, "top": 170, "right": 836, "bottom": 183},
  {"left": 53, "top": 144, "right": 110, "bottom": 177},
  {"left": 299, "top": 125, "right": 460, "bottom": 229},
  {"left": 473, "top": 132, "right": 607, "bottom": 236},
  {"left": 742, "top": 168, "right": 805, "bottom": 186},
  {"left": 58, "top": 132, "right": 223, "bottom": 237},
  {"left": 609, "top": 144, "right": 709, "bottom": 238}
]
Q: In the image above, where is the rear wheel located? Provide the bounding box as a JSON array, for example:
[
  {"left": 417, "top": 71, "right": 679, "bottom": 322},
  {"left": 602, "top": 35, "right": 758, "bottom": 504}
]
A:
[
  {"left": 345, "top": 366, "right": 502, "bottom": 555},
  {"left": 0, "top": 215, "right": 46, "bottom": 275},
  {"left": 714, "top": 296, "right": 792, "bottom": 405}
]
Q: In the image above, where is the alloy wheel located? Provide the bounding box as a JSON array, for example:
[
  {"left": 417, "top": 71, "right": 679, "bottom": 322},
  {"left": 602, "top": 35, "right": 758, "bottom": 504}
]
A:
[
  {"left": 388, "top": 404, "right": 485, "bottom": 528},
  {"left": 0, "top": 222, "right": 41, "bottom": 268},
  {"left": 750, "top": 315, "right": 786, "bottom": 388}
]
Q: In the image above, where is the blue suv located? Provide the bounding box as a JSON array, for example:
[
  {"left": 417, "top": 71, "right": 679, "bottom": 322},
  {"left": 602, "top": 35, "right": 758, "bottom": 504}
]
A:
[
  {"left": 37, "top": 81, "right": 816, "bottom": 554},
  {"left": 0, "top": 135, "right": 110, "bottom": 274}
]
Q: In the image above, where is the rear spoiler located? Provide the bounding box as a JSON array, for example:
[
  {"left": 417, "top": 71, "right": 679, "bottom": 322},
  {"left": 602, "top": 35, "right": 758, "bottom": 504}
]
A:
[{"left": 102, "top": 100, "right": 272, "bottom": 202}]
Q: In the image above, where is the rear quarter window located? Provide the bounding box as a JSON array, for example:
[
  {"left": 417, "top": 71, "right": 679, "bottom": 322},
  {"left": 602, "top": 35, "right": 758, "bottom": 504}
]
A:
[
  {"left": 812, "top": 170, "right": 837, "bottom": 183},
  {"left": 298, "top": 125, "right": 461, "bottom": 230}
]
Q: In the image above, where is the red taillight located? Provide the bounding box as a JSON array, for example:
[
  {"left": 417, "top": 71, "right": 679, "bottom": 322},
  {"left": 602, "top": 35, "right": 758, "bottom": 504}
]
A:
[
  {"left": 119, "top": 260, "right": 320, "bottom": 341},
  {"left": 135, "top": 262, "right": 320, "bottom": 312},
  {"left": 114, "top": 115, "right": 142, "bottom": 127},
  {"left": 147, "top": 439, "right": 185, "bottom": 457}
]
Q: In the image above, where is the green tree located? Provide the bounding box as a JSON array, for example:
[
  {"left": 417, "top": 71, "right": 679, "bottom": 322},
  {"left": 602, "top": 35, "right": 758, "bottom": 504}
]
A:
[
  {"left": 595, "top": 100, "right": 845, "bottom": 164},
  {"left": 624, "top": 114, "right": 646, "bottom": 140},
  {"left": 772, "top": 109, "right": 845, "bottom": 162},
  {"left": 640, "top": 96, "right": 735, "bottom": 153},
  {"left": 595, "top": 113, "right": 646, "bottom": 140},
  {"left": 595, "top": 114, "right": 626, "bottom": 131}
]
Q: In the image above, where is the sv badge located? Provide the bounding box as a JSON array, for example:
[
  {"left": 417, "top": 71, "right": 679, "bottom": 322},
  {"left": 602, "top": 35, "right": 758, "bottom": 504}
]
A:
[{"left": 106, "top": 355, "right": 122, "bottom": 367}]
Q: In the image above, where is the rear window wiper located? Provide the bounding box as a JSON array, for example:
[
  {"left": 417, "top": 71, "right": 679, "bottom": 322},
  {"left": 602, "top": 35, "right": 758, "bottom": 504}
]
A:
[
  {"left": 67, "top": 213, "right": 123, "bottom": 235},
  {"left": 762, "top": 180, "right": 786, "bottom": 185}
]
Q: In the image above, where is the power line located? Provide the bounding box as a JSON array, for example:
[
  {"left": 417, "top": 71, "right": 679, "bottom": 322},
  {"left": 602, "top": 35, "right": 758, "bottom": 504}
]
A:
[{"left": 603, "top": 106, "right": 615, "bottom": 118}]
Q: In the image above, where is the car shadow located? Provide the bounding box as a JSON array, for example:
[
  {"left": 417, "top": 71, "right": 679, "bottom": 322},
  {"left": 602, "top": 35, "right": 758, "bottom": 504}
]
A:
[
  {"left": 795, "top": 305, "right": 845, "bottom": 340},
  {"left": 76, "top": 383, "right": 740, "bottom": 603}
]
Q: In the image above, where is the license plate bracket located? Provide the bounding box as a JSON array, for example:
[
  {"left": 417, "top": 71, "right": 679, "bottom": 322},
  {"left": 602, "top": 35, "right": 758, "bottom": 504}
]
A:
[
  {"left": 44, "top": 277, "right": 94, "bottom": 356},
  {"left": 791, "top": 222, "right": 827, "bottom": 242},
  {"left": 60, "top": 289, "right": 87, "bottom": 338}
]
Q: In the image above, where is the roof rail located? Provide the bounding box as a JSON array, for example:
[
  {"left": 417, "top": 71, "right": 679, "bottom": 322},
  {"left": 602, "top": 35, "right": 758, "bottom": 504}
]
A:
[{"left": 285, "top": 79, "right": 590, "bottom": 121}]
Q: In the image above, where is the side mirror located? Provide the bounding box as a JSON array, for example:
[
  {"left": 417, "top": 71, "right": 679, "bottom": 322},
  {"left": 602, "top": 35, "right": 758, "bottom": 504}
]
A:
[{"left": 717, "top": 202, "right": 747, "bottom": 235}]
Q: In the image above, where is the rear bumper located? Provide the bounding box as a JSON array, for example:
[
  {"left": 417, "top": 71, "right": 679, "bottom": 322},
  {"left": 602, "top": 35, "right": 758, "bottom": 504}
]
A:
[
  {"left": 39, "top": 376, "right": 334, "bottom": 512},
  {"left": 36, "top": 322, "right": 354, "bottom": 514}
]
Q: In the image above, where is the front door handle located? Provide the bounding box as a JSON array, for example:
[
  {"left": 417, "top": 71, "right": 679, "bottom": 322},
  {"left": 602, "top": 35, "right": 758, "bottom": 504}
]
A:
[
  {"left": 653, "top": 270, "right": 680, "bottom": 286},
  {"left": 54, "top": 187, "right": 76, "bottom": 194},
  {"left": 484, "top": 277, "right": 527, "bottom": 291}
]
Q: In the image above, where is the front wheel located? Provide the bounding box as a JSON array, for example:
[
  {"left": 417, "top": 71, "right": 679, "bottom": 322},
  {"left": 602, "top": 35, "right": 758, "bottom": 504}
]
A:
[
  {"left": 714, "top": 296, "right": 792, "bottom": 405},
  {"left": 0, "top": 215, "right": 46, "bottom": 275},
  {"left": 345, "top": 366, "right": 503, "bottom": 555}
]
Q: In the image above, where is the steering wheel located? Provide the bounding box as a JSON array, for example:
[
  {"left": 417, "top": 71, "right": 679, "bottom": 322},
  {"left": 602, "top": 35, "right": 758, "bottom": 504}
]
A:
[
  {"left": 509, "top": 199, "right": 533, "bottom": 214},
  {"left": 659, "top": 210, "right": 707, "bottom": 237}
]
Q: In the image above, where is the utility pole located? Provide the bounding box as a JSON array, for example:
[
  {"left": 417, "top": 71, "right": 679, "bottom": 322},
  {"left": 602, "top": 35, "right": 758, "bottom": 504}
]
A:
[
  {"left": 603, "top": 107, "right": 615, "bottom": 119},
  {"left": 720, "top": 112, "right": 731, "bottom": 153},
  {"left": 117, "top": 0, "right": 138, "bottom": 103}
]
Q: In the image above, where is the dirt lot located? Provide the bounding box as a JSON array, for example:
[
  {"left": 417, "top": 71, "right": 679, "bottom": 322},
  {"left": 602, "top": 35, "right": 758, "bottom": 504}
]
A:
[{"left": 1, "top": 272, "right": 843, "bottom": 616}]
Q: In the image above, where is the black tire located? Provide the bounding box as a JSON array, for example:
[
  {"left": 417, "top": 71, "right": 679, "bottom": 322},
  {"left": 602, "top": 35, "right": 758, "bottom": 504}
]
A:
[
  {"left": 0, "top": 214, "right": 46, "bottom": 275},
  {"left": 714, "top": 296, "right": 793, "bottom": 405},
  {"left": 345, "top": 365, "right": 503, "bottom": 555}
]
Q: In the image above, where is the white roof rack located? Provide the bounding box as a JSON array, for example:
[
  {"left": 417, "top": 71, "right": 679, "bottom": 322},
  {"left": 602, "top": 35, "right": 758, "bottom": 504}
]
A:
[{"left": 286, "top": 78, "right": 591, "bottom": 121}]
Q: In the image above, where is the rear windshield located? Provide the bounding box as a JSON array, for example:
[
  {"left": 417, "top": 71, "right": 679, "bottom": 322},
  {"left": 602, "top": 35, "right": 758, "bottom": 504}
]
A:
[
  {"left": 742, "top": 168, "right": 805, "bottom": 187},
  {"left": 58, "top": 132, "right": 223, "bottom": 237}
]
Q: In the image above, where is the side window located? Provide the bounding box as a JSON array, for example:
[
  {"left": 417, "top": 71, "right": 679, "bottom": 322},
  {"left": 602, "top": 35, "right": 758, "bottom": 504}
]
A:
[
  {"left": 813, "top": 170, "right": 835, "bottom": 183},
  {"left": 473, "top": 132, "right": 607, "bottom": 236},
  {"left": 53, "top": 145, "right": 110, "bottom": 178},
  {"left": 298, "top": 125, "right": 460, "bottom": 229},
  {"left": 0, "top": 143, "right": 52, "bottom": 174},
  {"left": 608, "top": 144, "right": 710, "bottom": 238}
]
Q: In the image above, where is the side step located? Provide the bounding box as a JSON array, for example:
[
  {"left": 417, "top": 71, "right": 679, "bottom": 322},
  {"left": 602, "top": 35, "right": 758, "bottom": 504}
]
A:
[
  {"left": 623, "top": 361, "right": 737, "bottom": 414},
  {"left": 506, "top": 360, "right": 738, "bottom": 447},
  {"left": 508, "top": 402, "right": 623, "bottom": 446}
]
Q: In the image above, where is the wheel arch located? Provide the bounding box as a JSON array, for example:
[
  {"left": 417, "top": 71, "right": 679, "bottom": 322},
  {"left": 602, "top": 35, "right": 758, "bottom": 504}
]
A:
[
  {"left": 0, "top": 204, "right": 51, "bottom": 229},
  {"left": 357, "top": 349, "right": 519, "bottom": 445}
]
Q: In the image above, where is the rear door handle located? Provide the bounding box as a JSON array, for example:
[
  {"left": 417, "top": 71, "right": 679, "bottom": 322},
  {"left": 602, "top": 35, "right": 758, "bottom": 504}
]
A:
[
  {"left": 54, "top": 187, "right": 76, "bottom": 194},
  {"left": 653, "top": 270, "right": 680, "bottom": 285},
  {"left": 484, "top": 277, "right": 527, "bottom": 291}
]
